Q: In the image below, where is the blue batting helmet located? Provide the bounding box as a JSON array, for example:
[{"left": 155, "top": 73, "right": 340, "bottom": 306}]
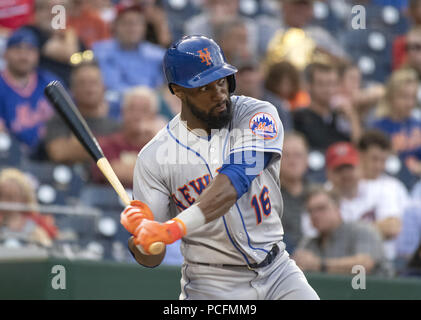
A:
[{"left": 163, "top": 35, "right": 237, "bottom": 94}]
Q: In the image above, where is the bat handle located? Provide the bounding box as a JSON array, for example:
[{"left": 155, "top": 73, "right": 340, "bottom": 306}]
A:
[{"left": 97, "top": 157, "right": 131, "bottom": 206}]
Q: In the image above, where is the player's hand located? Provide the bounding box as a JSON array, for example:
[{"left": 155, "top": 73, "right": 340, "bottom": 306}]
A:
[
  {"left": 375, "top": 217, "right": 402, "bottom": 239},
  {"left": 330, "top": 95, "right": 355, "bottom": 119},
  {"left": 120, "top": 200, "right": 154, "bottom": 235},
  {"left": 133, "top": 219, "right": 185, "bottom": 254}
]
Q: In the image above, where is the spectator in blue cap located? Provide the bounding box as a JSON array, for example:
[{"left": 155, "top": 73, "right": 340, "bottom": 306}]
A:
[
  {"left": 6, "top": 27, "right": 40, "bottom": 49},
  {"left": 0, "top": 27, "right": 58, "bottom": 159}
]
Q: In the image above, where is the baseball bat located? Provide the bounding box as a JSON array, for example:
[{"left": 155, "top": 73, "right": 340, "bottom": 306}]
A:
[{"left": 44, "top": 81, "right": 165, "bottom": 255}]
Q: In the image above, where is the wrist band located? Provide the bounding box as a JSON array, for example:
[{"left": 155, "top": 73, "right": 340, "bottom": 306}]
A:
[
  {"left": 172, "top": 217, "right": 187, "bottom": 236},
  {"left": 175, "top": 204, "right": 206, "bottom": 235}
]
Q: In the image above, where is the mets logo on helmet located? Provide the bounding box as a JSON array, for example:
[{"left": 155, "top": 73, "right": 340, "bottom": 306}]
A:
[
  {"left": 198, "top": 48, "right": 212, "bottom": 66},
  {"left": 249, "top": 112, "right": 278, "bottom": 140}
]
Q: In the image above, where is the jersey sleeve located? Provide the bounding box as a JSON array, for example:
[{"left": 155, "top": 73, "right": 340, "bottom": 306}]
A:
[
  {"left": 229, "top": 99, "right": 284, "bottom": 156},
  {"left": 229, "top": 97, "right": 284, "bottom": 166},
  {"left": 132, "top": 152, "right": 172, "bottom": 222}
]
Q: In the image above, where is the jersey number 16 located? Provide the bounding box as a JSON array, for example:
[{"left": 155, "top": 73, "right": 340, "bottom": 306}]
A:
[{"left": 251, "top": 186, "right": 272, "bottom": 224}]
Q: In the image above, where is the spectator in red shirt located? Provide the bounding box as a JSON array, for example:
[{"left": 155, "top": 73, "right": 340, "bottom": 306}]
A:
[
  {"left": 0, "top": 0, "right": 34, "bottom": 32},
  {"left": 91, "top": 86, "right": 166, "bottom": 187},
  {"left": 393, "top": 0, "right": 421, "bottom": 70}
]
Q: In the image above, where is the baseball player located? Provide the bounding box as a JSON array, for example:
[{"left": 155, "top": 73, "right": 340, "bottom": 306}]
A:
[{"left": 120, "top": 35, "right": 319, "bottom": 300}]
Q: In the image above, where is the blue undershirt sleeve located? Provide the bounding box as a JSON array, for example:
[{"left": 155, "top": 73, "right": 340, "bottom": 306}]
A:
[{"left": 219, "top": 151, "right": 273, "bottom": 200}]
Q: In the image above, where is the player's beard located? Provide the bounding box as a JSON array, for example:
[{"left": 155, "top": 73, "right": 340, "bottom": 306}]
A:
[{"left": 185, "top": 96, "right": 233, "bottom": 130}]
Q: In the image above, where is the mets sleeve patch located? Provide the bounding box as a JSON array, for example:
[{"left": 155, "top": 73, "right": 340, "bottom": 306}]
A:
[{"left": 249, "top": 112, "right": 278, "bottom": 140}]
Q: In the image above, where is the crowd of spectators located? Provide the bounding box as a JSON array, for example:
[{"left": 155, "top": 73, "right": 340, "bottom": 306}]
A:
[{"left": 1, "top": 0, "right": 421, "bottom": 277}]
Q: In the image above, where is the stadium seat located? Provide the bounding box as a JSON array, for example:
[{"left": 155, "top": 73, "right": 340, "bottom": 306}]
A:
[
  {"left": 385, "top": 155, "right": 420, "bottom": 191},
  {"left": 306, "top": 150, "right": 327, "bottom": 183},
  {"left": 0, "top": 132, "right": 22, "bottom": 168},
  {"left": 365, "top": 3, "right": 409, "bottom": 37},
  {"left": 55, "top": 211, "right": 98, "bottom": 241},
  {"left": 20, "top": 160, "right": 85, "bottom": 205},
  {"left": 340, "top": 28, "right": 392, "bottom": 83},
  {"left": 98, "top": 210, "right": 132, "bottom": 261},
  {"left": 239, "top": 0, "right": 274, "bottom": 18},
  {"left": 162, "top": 0, "right": 201, "bottom": 42},
  {"left": 395, "top": 164, "right": 420, "bottom": 191},
  {"left": 311, "top": 0, "right": 346, "bottom": 39},
  {"left": 79, "top": 184, "right": 127, "bottom": 211}
]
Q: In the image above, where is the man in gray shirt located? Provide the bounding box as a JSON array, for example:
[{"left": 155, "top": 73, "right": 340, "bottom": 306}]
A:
[
  {"left": 292, "top": 186, "right": 387, "bottom": 275},
  {"left": 44, "top": 61, "right": 119, "bottom": 164},
  {"left": 280, "top": 132, "right": 310, "bottom": 253}
]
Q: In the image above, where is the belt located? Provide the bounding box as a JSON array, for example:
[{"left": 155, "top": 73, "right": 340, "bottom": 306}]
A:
[
  {"left": 247, "top": 244, "right": 279, "bottom": 270},
  {"left": 187, "top": 244, "right": 280, "bottom": 270}
]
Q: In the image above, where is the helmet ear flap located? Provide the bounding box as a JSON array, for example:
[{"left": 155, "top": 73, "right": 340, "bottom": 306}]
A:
[
  {"left": 228, "top": 75, "right": 236, "bottom": 94},
  {"left": 168, "top": 83, "right": 175, "bottom": 94}
]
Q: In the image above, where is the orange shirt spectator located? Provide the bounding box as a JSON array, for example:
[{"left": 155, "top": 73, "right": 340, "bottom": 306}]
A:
[
  {"left": 67, "top": 3, "right": 110, "bottom": 48},
  {"left": 289, "top": 91, "right": 311, "bottom": 111},
  {"left": 264, "top": 61, "right": 310, "bottom": 111}
]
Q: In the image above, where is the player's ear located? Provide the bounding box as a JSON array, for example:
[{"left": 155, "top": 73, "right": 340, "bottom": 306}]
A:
[{"left": 171, "top": 84, "right": 185, "bottom": 100}]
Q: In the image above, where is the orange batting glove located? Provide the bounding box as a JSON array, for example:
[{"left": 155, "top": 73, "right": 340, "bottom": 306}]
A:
[
  {"left": 133, "top": 218, "right": 186, "bottom": 254},
  {"left": 120, "top": 200, "right": 154, "bottom": 235}
]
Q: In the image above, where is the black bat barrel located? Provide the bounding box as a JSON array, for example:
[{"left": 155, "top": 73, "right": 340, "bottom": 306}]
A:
[{"left": 44, "top": 81, "right": 104, "bottom": 162}]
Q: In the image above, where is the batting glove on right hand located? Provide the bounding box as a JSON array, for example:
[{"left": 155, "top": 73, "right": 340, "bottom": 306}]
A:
[
  {"left": 120, "top": 200, "right": 154, "bottom": 235},
  {"left": 133, "top": 219, "right": 185, "bottom": 254}
]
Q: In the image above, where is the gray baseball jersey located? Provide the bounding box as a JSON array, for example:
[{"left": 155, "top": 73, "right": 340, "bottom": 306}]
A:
[
  {"left": 133, "top": 95, "right": 285, "bottom": 266},
  {"left": 132, "top": 95, "right": 320, "bottom": 300}
]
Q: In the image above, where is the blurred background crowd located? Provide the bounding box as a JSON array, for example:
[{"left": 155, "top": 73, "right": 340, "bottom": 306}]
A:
[{"left": 0, "top": 0, "right": 421, "bottom": 278}]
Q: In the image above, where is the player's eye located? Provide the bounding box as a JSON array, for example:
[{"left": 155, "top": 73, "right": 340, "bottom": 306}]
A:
[{"left": 199, "top": 86, "right": 207, "bottom": 92}]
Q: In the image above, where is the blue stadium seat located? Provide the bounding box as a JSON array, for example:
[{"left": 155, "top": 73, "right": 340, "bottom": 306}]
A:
[
  {"left": 372, "top": 0, "right": 409, "bottom": 16},
  {"left": 79, "top": 184, "right": 126, "bottom": 211},
  {"left": 311, "top": 1, "right": 346, "bottom": 39},
  {"left": 162, "top": 0, "right": 201, "bottom": 42},
  {"left": 385, "top": 155, "right": 419, "bottom": 190},
  {"left": 239, "top": 0, "right": 274, "bottom": 18},
  {"left": 394, "top": 163, "right": 420, "bottom": 191},
  {"left": 20, "top": 160, "right": 85, "bottom": 205},
  {"left": 55, "top": 212, "right": 98, "bottom": 240},
  {"left": 84, "top": 209, "right": 130, "bottom": 262},
  {"left": 0, "top": 133, "right": 22, "bottom": 168},
  {"left": 306, "top": 150, "right": 327, "bottom": 183},
  {"left": 340, "top": 28, "right": 392, "bottom": 83}
]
